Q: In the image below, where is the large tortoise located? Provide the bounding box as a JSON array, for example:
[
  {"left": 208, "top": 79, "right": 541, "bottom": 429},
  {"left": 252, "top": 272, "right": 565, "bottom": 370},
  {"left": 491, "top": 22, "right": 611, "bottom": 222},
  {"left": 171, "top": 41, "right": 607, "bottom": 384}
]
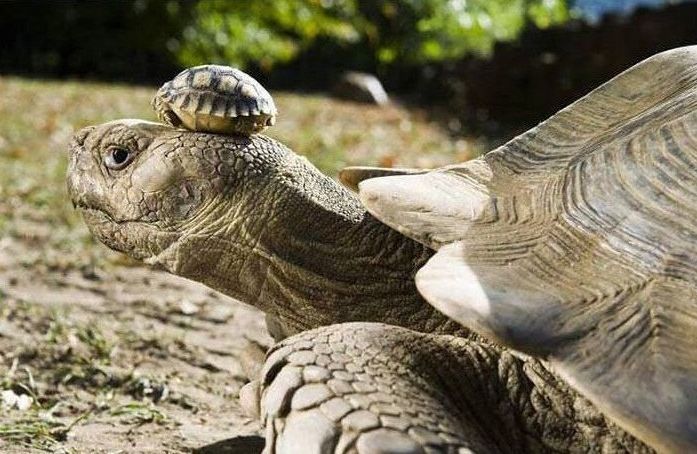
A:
[{"left": 66, "top": 47, "right": 697, "bottom": 453}]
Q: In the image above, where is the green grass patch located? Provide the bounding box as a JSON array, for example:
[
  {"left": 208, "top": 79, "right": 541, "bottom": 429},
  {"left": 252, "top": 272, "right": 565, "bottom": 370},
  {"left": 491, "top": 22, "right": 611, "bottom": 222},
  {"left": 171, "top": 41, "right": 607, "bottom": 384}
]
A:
[{"left": 0, "top": 417, "right": 72, "bottom": 452}]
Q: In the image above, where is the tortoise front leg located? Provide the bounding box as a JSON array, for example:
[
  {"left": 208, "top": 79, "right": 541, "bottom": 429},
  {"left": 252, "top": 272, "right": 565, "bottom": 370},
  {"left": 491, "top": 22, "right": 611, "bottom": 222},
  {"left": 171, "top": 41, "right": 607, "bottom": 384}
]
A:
[
  {"left": 253, "top": 322, "right": 489, "bottom": 453},
  {"left": 244, "top": 323, "right": 650, "bottom": 453}
]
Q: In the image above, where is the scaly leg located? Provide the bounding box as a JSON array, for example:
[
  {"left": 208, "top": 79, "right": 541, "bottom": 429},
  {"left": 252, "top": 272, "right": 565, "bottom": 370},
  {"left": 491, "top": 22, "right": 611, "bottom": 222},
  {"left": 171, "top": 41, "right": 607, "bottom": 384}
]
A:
[{"left": 248, "top": 323, "right": 649, "bottom": 453}]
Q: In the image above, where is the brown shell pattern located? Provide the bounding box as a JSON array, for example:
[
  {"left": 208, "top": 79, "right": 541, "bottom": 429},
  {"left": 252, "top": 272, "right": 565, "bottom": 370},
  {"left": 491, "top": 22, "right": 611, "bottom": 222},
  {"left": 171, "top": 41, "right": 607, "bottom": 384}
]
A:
[
  {"left": 359, "top": 46, "right": 697, "bottom": 453},
  {"left": 152, "top": 64, "right": 277, "bottom": 135}
]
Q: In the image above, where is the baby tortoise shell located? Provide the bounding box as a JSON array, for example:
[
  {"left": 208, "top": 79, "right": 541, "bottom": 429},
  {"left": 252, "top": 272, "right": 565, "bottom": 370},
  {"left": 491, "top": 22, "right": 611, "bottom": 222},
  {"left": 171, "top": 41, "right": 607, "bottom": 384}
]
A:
[{"left": 152, "top": 65, "right": 277, "bottom": 136}]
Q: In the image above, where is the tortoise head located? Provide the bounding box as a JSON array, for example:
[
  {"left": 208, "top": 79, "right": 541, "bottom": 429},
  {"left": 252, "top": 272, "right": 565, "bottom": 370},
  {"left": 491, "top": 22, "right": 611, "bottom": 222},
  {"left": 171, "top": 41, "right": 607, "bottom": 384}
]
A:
[{"left": 66, "top": 119, "right": 287, "bottom": 272}]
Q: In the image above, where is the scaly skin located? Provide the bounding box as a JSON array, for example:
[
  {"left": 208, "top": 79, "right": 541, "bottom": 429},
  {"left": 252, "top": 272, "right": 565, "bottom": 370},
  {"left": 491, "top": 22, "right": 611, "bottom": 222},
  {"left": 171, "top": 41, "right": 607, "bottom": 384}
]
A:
[
  {"left": 66, "top": 120, "right": 650, "bottom": 453},
  {"left": 67, "top": 120, "right": 463, "bottom": 337},
  {"left": 256, "top": 323, "right": 650, "bottom": 453}
]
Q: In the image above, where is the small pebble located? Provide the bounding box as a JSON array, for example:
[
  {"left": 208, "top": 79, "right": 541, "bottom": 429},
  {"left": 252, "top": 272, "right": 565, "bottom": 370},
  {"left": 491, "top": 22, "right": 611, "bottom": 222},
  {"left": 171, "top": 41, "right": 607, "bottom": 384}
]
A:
[{"left": 1, "top": 390, "right": 33, "bottom": 411}]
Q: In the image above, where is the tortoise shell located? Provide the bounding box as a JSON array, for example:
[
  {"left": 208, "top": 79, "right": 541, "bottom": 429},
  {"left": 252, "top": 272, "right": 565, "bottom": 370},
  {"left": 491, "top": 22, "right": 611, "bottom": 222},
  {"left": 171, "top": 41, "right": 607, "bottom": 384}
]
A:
[
  {"left": 359, "top": 46, "right": 697, "bottom": 452},
  {"left": 152, "top": 65, "right": 277, "bottom": 136}
]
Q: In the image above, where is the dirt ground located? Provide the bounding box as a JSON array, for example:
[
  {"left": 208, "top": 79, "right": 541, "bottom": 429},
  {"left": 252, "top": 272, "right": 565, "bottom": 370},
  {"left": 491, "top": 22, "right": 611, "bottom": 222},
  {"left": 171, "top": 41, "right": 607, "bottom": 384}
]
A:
[
  {"left": 0, "top": 76, "right": 489, "bottom": 453},
  {"left": 0, "top": 230, "right": 270, "bottom": 453}
]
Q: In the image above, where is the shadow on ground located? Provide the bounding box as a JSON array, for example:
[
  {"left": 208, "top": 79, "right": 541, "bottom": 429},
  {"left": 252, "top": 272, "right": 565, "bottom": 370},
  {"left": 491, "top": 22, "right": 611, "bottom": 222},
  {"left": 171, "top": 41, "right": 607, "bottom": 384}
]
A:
[{"left": 194, "top": 435, "right": 265, "bottom": 454}]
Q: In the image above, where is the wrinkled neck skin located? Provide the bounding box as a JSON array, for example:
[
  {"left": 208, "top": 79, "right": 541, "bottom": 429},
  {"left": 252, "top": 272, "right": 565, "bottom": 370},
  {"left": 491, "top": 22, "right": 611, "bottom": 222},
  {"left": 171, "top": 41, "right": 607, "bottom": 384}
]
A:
[{"left": 152, "top": 138, "right": 464, "bottom": 336}]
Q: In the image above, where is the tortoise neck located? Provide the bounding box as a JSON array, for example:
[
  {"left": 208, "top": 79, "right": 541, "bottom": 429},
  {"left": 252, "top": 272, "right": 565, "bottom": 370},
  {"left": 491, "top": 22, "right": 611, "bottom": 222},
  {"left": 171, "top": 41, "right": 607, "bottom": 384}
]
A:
[
  {"left": 259, "top": 179, "right": 465, "bottom": 335},
  {"left": 182, "top": 154, "right": 464, "bottom": 336},
  {"left": 254, "top": 162, "right": 452, "bottom": 334}
]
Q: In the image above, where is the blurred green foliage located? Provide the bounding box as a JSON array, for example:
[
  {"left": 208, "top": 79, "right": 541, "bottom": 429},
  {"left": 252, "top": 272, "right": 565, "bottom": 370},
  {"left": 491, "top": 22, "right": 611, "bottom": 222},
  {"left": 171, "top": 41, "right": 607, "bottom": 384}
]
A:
[
  {"left": 175, "top": 0, "right": 570, "bottom": 70},
  {"left": 360, "top": 0, "right": 569, "bottom": 64},
  {"left": 176, "top": 0, "right": 363, "bottom": 70}
]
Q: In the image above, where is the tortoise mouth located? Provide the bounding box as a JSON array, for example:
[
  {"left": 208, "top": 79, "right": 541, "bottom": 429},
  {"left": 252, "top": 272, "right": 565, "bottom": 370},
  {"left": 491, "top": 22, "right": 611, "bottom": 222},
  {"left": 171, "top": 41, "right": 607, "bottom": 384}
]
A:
[
  {"left": 75, "top": 204, "right": 178, "bottom": 263},
  {"left": 73, "top": 201, "right": 155, "bottom": 227},
  {"left": 75, "top": 205, "right": 136, "bottom": 256},
  {"left": 74, "top": 204, "right": 131, "bottom": 235},
  {"left": 74, "top": 203, "right": 115, "bottom": 223}
]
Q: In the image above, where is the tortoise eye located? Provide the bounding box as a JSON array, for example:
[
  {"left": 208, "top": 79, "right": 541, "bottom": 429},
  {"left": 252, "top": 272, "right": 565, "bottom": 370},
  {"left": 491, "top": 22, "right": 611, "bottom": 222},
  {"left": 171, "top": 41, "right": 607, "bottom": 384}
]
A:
[{"left": 104, "top": 146, "right": 134, "bottom": 170}]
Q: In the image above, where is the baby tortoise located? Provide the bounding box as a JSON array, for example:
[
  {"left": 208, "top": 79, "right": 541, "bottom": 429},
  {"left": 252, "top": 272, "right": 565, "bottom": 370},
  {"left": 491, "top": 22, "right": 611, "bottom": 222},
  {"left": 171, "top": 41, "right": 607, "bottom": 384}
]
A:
[{"left": 152, "top": 64, "right": 277, "bottom": 136}]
